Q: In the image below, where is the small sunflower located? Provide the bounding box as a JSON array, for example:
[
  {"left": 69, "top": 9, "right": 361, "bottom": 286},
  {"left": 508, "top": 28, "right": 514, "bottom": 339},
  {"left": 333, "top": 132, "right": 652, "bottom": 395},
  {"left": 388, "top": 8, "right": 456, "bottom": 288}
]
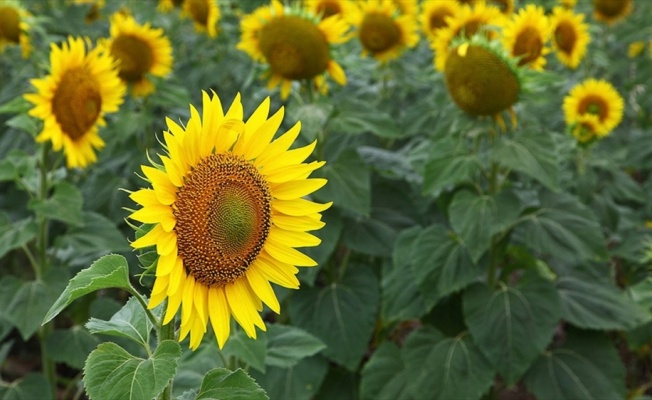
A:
[
  {"left": 628, "top": 41, "right": 645, "bottom": 58},
  {"left": 570, "top": 113, "right": 601, "bottom": 143},
  {"left": 563, "top": 78, "right": 624, "bottom": 137},
  {"left": 182, "top": 0, "right": 220, "bottom": 37},
  {"left": 593, "top": 0, "right": 632, "bottom": 25},
  {"left": 419, "top": 1, "right": 461, "bottom": 42},
  {"left": 304, "top": 0, "right": 355, "bottom": 19},
  {"left": 432, "top": 2, "right": 505, "bottom": 71},
  {"left": 72, "top": 0, "right": 105, "bottom": 23},
  {"left": 549, "top": 6, "right": 590, "bottom": 69},
  {"left": 158, "top": 0, "right": 184, "bottom": 13},
  {"left": 502, "top": 4, "right": 550, "bottom": 71},
  {"left": 349, "top": 0, "right": 419, "bottom": 63},
  {"left": 129, "top": 91, "right": 330, "bottom": 349},
  {"left": 102, "top": 12, "right": 173, "bottom": 97},
  {"left": 24, "top": 36, "right": 125, "bottom": 169},
  {"left": 0, "top": 0, "right": 31, "bottom": 58},
  {"left": 238, "top": 0, "right": 348, "bottom": 100},
  {"left": 559, "top": 0, "right": 577, "bottom": 9}
]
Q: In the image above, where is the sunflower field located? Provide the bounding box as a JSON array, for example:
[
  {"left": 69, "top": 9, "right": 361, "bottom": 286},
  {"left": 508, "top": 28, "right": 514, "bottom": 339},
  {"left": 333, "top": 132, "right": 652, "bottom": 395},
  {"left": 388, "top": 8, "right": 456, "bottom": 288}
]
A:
[{"left": 1, "top": 0, "right": 652, "bottom": 399}]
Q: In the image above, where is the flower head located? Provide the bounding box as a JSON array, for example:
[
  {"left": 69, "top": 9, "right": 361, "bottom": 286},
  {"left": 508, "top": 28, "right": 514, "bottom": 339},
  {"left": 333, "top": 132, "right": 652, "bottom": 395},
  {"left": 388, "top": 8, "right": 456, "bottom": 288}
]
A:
[
  {"left": 0, "top": 0, "right": 31, "bottom": 57},
  {"left": 158, "top": 0, "right": 183, "bottom": 12},
  {"left": 502, "top": 4, "right": 550, "bottom": 70},
  {"left": 72, "top": 0, "right": 105, "bottom": 23},
  {"left": 419, "top": 0, "right": 461, "bottom": 42},
  {"left": 129, "top": 91, "right": 330, "bottom": 349},
  {"left": 593, "top": 0, "right": 632, "bottom": 25},
  {"left": 182, "top": 0, "right": 220, "bottom": 37},
  {"left": 549, "top": 6, "right": 590, "bottom": 69},
  {"left": 304, "top": 0, "right": 355, "bottom": 19},
  {"left": 570, "top": 113, "right": 602, "bottom": 144},
  {"left": 24, "top": 36, "right": 125, "bottom": 169},
  {"left": 563, "top": 78, "right": 624, "bottom": 137},
  {"left": 487, "top": 0, "right": 514, "bottom": 16}
]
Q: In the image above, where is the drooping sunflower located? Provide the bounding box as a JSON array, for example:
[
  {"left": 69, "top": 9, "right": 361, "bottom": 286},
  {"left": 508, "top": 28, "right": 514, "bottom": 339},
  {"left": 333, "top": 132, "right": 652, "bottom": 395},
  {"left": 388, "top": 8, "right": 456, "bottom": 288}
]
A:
[
  {"left": 563, "top": 78, "right": 624, "bottom": 137},
  {"left": 182, "top": 0, "right": 220, "bottom": 37},
  {"left": 238, "top": 0, "right": 348, "bottom": 100},
  {"left": 570, "top": 113, "right": 601, "bottom": 143},
  {"left": 419, "top": 0, "right": 461, "bottom": 42},
  {"left": 304, "top": 0, "right": 355, "bottom": 19},
  {"left": 349, "top": 0, "right": 419, "bottom": 63},
  {"left": 593, "top": 0, "right": 632, "bottom": 25},
  {"left": 549, "top": 6, "right": 590, "bottom": 69},
  {"left": 432, "top": 2, "right": 505, "bottom": 71},
  {"left": 102, "top": 12, "right": 173, "bottom": 97},
  {"left": 24, "top": 36, "right": 125, "bottom": 169},
  {"left": 502, "top": 4, "right": 550, "bottom": 71},
  {"left": 129, "top": 91, "right": 330, "bottom": 349},
  {"left": 0, "top": 0, "right": 31, "bottom": 58}
]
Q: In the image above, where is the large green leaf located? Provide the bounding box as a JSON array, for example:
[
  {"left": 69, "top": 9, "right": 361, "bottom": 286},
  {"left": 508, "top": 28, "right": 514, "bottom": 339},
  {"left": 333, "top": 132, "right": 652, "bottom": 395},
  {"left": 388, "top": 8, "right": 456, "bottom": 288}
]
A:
[
  {"left": 423, "top": 153, "right": 480, "bottom": 197},
  {"left": 314, "top": 149, "right": 371, "bottom": 216},
  {"left": 0, "top": 215, "right": 38, "bottom": 259},
  {"left": 44, "top": 254, "right": 133, "bottom": 324},
  {"left": 329, "top": 108, "right": 402, "bottom": 138},
  {"left": 195, "top": 368, "right": 268, "bottom": 400},
  {"left": 0, "top": 373, "right": 52, "bottom": 400},
  {"left": 251, "top": 355, "right": 328, "bottom": 400},
  {"left": 523, "top": 330, "right": 626, "bottom": 400},
  {"left": 463, "top": 274, "right": 562, "bottom": 385},
  {"left": 490, "top": 131, "right": 559, "bottom": 191},
  {"left": 301, "top": 209, "right": 342, "bottom": 286},
  {"left": 360, "top": 342, "right": 412, "bottom": 400},
  {"left": 45, "top": 327, "right": 101, "bottom": 370},
  {"left": 28, "top": 181, "right": 84, "bottom": 227},
  {"left": 289, "top": 265, "right": 379, "bottom": 371},
  {"left": 222, "top": 330, "right": 267, "bottom": 373},
  {"left": 265, "top": 324, "right": 326, "bottom": 369},
  {"left": 86, "top": 296, "right": 154, "bottom": 349},
  {"left": 83, "top": 340, "right": 182, "bottom": 400},
  {"left": 403, "top": 327, "right": 494, "bottom": 400},
  {"left": 341, "top": 212, "right": 397, "bottom": 257},
  {"left": 448, "top": 190, "right": 496, "bottom": 262}
]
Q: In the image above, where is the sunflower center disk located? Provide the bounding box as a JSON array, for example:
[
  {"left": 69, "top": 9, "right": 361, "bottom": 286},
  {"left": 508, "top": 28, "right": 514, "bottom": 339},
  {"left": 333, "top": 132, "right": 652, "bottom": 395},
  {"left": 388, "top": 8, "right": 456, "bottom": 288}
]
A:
[
  {"left": 174, "top": 153, "right": 272, "bottom": 287},
  {"left": 0, "top": 7, "right": 21, "bottom": 43},
  {"left": 259, "top": 16, "right": 330, "bottom": 80},
  {"left": 317, "top": 1, "right": 342, "bottom": 18},
  {"left": 579, "top": 96, "right": 607, "bottom": 120},
  {"left": 444, "top": 44, "right": 519, "bottom": 116},
  {"left": 594, "top": 0, "right": 629, "bottom": 18},
  {"left": 554, "top": 22, "right": 576, "bottom": 54},
  {"left": 513, "top": 27, "right": 543, "bottom": 66},
  {"left": 51, "top": 67, "right": 102, "bottom": 141},
  {"left": 359, "top": 13, "right": 401, "bottom": 53},
  {"left": 111, "top": 35, "right": 153, "bottom": 82},
  {"left": 187, "top": 0, "right": 209, "bottom": 25},
  {"left": 429, "top": 10, "right": 452, "bottom": 31}
]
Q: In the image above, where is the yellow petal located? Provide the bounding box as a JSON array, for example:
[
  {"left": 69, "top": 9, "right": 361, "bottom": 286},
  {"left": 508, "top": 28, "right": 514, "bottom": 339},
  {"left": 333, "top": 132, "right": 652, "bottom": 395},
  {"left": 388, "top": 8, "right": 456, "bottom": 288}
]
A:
[
  {"left": 271, "top": 178, "right": 327, "bottom": 200},
  {"left": 265, "top": 161, "right": 326, "bottom": 183},
  {"left": 129, "top": 189, "right": 161, "bottom": 207},
  {"left": 181, "top": 274, "right": 196, "bottom": 327},
  {"left": 241, "top": 107, "right": 284, "bottom": 161},
  {"left": 264, "top": 235, "right": 317, "bottom": 266},
  {"left": 256, "top": 122, "right": 301, "bottom": 168},
  {"left": 261, "top": 141, "right": 317, "bottom": 172},
  {"left": 167, "top": 258, "right": 185, "bottom": 296},
  {"left": 156, "top": 252, "right": 177, "bottom": 277},
  {"left": 269, "top": 226, "right": 321, "bottom": 247},
  {"left": 130, "top": 205, "right": 176, "bottom": 232},
  {"left": 208, "top": 287, "right": 231, "bottom": 349},
  {"left": 157, "top": 230, "right": 177, "bottom": 256},
  {"left": 193, "top": 281, "right": 208, "bottom": 327},
  {"left": 225, "top": 279, "right": 265, "bottom": 339},
  {"left": 162, "top": 276, "right": 185, "bottom": 324},
  {"left": 189, "top": 315, "right": 207, "bottom": 350},
  {"left": 273, "top": 199, "right": 333, "bottom": 216},
  {"left": 246, "top": 264, "right": 280, "bottom": 314},
  {"left": 151, "top": 274, "right": 169, "bottom": 297},
  {"left": 272, "top": 213, "right": 325, "bottom": 231},
  {"left": 256, "top": 253, "right": 300, "bottom": 289},
  {"left": 131, "top": 223, "right": 165, "bottom": 249}
]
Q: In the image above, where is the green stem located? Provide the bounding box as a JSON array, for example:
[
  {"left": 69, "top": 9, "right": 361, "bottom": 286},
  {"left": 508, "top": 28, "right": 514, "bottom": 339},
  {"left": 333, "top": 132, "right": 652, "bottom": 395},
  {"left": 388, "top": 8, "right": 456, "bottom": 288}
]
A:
[
  {"left": 217, "top": 347, "right": 229, "bottom": 369},
  {"left": 128, "top": 288, "right": 161, "bottom": 331},
  {"left": 487, "top": 161, "right": 501, "bottom": 288},
  {"left": 38, "top": 324, "right": 56, "bottom": 398},
  {"left": 157, "top": 320, "right": 176, "bottom": 400}
]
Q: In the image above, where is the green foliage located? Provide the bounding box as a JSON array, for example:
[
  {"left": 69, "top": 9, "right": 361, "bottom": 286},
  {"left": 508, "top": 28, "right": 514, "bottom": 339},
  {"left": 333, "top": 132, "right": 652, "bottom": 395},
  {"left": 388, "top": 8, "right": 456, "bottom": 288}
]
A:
[
  {"left": 0, "top": 373, "right": 52, "bottom": 400},
  {"left": 194, "top": 368, "right": 268, "bottom": 400},
  {"left": 86, "top": 296, "right": 155, "bottom": 351}
]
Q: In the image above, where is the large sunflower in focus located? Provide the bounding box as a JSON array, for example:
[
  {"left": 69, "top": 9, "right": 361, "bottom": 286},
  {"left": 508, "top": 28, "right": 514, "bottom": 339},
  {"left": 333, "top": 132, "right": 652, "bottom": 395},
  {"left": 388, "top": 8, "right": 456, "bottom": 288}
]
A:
[
  {"left": 593, "top": 0, "right": 632, "bottom": 25},
  {"left": 349, "top": 0, "right": 419, "bottom": 63},
  {"left": 419, "top": 1, "right": 460, "bottom": 42},
  {"left": 182, "top": 0, "right": 220, "bottom": 37},
  {"left": 563, "top": 78, "right": 624, "bottom": 137},
  {"left": 103, "top": 12, "right": 173, "bottom": 97},
  {"left": 502, "top": 4, "right": 550, "bottom": 70},
  {"left": 0, "top": 0, "right": 31, "bottom": 58},
  {"left": 549, "top": 6, "right": 590, "bottom": 69},
  {"left": 304, "top": 0, "right": 355, "bottom": 19},
  {"left": 129, "top": 91, "right": 330, "bottom": 349},
  {"left": 24, "top": 37, "right": 125, "bottom": 169},
  {"left": 238, "top": 0, "right": 348, "bottom": 100}
]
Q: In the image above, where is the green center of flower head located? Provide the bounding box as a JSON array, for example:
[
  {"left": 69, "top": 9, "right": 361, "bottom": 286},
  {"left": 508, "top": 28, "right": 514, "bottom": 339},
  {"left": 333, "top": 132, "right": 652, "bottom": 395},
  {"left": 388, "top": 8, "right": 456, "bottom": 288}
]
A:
[
  {"left": 52, "top": 67, "right": 102, "bottom": 141},
  {"left": 444, "top": 44, "right": 519, "bottom": 116},
  {"left": 175, "top": 153, "right": 272, "bottom": 287},
  {"left": 187, "top": 0, "right": 209, "bottom": 25},
  {"left": 317, "top": 1, "right": 342, "bottom": 18},
  {"left": 594, "top": 0, "right": 629, "bottom": 18},
  {"left": 110, "top": 34, "right": 153, "bottom": 82},
  {"left": 0, "top": 6, "right": 21, "bottom": 43},
  {"left": 513, "top": 27, "right": 543, "bottom": 66},
  {"left": 259, "top": 15, "right": 330, "bottom": 80},
  {"left": 554, "top": 21, "right": 577, "bottom": 54},
  {"left": 359, "top": 13, "right": 401, "bottom": 53}
]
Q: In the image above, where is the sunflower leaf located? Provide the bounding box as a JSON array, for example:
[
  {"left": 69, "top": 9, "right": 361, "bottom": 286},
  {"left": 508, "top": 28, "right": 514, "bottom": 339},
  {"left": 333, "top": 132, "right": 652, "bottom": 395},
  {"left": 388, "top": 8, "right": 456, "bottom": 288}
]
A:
[
  {"left": 195, "top": 368, "right": 268, "bottom": 400},
  {"left": 222, "top": 330, "right": 267, "bottom": 373},
  {"left": 250, "top": 355, "right": 328, "bottom": 400},
  {"left": 0, "top": 373, "right": 52, "bottom": 400},
  {"left": 28, "top": 181, "right": 84, "bottom": 227},
  {"left": 86, "top": 296, "right": 154, "bottom": 350},
  {"left": 314, "top": 149, "right": 371, "bottom": 216},
  {"left": 360, "top": 342, "right": 412, "bottom": 400},
  {"left": 265, "top": 324, "right": 326, "bottom": 368},
  {"left": 44, "top": 326, "right": 101, "bottom": 370}
]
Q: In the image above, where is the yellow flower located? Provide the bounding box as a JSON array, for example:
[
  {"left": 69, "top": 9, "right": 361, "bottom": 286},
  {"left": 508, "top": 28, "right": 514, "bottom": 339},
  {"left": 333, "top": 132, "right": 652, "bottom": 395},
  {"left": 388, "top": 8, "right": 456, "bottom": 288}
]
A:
[
  {"left": 487, "top": 0, "right": 515, "bottom": 16},
  {"left": 559, "top": 0, "right": 577, "bottom": 8},
  {"left": 238, "top": 0, "right": 348, "bottom": 100},
  {"left": 563, "top": 78, "right": 624, "bottom": 137},
  {"left": 0, "top": 0, "right": 31, "bottom": 58},
  {"left": 593, "top": 0, "right": 632, "bottom": 25},
  {"left": 549, "top": 6, "right": 590, "bottom": 69},
  {"left": 349, "top": 0, "right": 419, "bottom": 63},
  {"left": 102, "top": 12, "right": 173, "bottom": 97},
  {"left": 158, "top": 0, "right": 183, "bottom": 13},
  {"left": 570, "top": 113, "right": 601, "bottom": 143},
  {"left": 182, "top": 0, "right": 220, "bottom": 37},
  {"left": 628, "top": 41, "right": 645, "bottom": 58},
  {"left": 432, "top": 2, "right": 505, "bottom": 71},
  {"left": 419, "top": 0, "right": 461, "bottom": 42},
  {"left": 24, "top": 37, "right": 125, "bottom": 169},
  {"left": 304, "top": 0, "right": 355, "bottom": 19},
  {"left": 391, "top": 0, "right": 418, "bottom": 16},
  {"left": 129, "top": 91, "right": 330, "bottom": 349},
  {"left": 502, "top": 4, "right": 550, "bottom": 71},
  {"left": 72, "top": 0, "right": 105, "bottom": 23}
]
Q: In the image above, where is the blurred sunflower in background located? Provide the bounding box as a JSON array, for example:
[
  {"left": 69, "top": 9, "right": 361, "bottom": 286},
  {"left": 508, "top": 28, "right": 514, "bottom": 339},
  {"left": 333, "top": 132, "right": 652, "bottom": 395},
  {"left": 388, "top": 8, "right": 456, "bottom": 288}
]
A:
[
  {"left": 304, "top": 0, "right": 355, "bottom": 20},
  {"left": 129, "top": 91, "right": 330, "bottom": 349},
  {"left": 72, "top": 0, "right": 105, "bottom": 23},
  {"left": 102, "top": 12, "right": 173, "bottom": 97},
  {"left": 419, "top": 0, "right": 460, "bottom": 42},
  {"left": 487, "top": 0, "right": 515, "bottom": 16},
  {"left": 502, "top": 4, "right": 550, "bottom": 71},
  {"left": 549, "top": 6, "right": 590, "bottom": 69},
  {"left": 182, "top": 0, "right": 220, "bottom": 37},
  {"left": 559, "top": 0, "right": 577, "bottom": 9},
  {"left": 570, "top": 113, "right": 602, "bottom": 144},
  {"left": 0, "top": 0, "right": 31, "bottom": 58},
  {"left": 349, "top": 0, "right": 419, "bottom": 63},
  {"left": 593, "top": 0, "right": 633, "bottom": 25},
  {"left": 24, "top": 36, "right": 125, "bottom": 168},
  {"left": 158, "top": 0, "right": 183, "bottom": 13},
  {"left": 563, "top": 78, "right": 624, "bottom": 137},
  {"left": 391, "top": 0, "right": 418, "bottom": 16},
  {"left": 238, "top": 0, "right": 348, "bottom": 100}
]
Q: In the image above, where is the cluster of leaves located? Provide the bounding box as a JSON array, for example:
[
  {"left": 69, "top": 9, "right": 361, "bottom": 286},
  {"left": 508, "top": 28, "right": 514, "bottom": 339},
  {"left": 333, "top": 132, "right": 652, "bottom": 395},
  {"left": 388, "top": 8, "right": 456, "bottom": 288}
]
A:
[{"left": 1, "top": 0, "right": 652, "bottom": 399}]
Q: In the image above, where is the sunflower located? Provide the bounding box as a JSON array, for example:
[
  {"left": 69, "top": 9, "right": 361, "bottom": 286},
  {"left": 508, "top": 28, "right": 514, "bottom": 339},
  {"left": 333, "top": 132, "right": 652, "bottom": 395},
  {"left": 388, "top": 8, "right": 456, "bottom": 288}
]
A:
[
  {"left": 349, "top": 0, "right": 419, "bottom": 63},
  {"left": 24, "top": 37, "right": 125, "bottom": 169},
  {"left": 432, "top": 2, "right": 505, "bottom": 71},
  {"left": 238, "top": 0, "right": 348, "bottom": 100},
  {"left": 487, "top": 0, "right": 515, "bottom": 16},
  {"left": 593, "top": 0, "right": 632, "bottom": 25},
  {"left": 72, "top": 0, "right": 105, "bottom": 23},
  {"left": 158, "top": 0, "right": 184, "bottom": 12},
  {"left": 391, "top": 0, "right": 418, "bottom": 16},
  {"left": 563, "top": 78, "right": 624, "bottom": 137},
  {"left": 0, "top": 0, "right": 31, "bottom": 58},
  {"left": 549, "top": 6, "right": 590, "bottom": 69},
  {"left": 419, "top": 1, "right": 461, "bottom": 42},
  {"left": 570, "top": 113, "right": 602, "bottom": 143},
  {"left": 304, "top": 0, "right": 355, "bottom": 19},
  {"left": 129, "top": 91, "right": 330, "bottom": 349},
  {"left": 182, "top": 0, "right": 220, "bottom": 37},
  {"left": 102, "top": 12, "right": 173, "bottom": 97},
  {"left": 559, "top": 0, "right": 577, "bottom": 8},
  {"left": 502, "top": 4, "right": 550, "bottom": 70}
]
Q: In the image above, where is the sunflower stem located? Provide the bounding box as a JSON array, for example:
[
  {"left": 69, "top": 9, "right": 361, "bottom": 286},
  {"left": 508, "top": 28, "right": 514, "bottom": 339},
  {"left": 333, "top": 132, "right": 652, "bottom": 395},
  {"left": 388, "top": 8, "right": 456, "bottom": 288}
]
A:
[
  {"left": 128, "top": 287, "right": 161, "bottom": 332},
  {"left": 157, "top": 319, "right": 176, "bottom": 400}
]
